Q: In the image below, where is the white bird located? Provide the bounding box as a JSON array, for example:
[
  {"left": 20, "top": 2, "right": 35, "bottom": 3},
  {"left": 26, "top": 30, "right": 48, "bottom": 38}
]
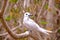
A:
[{"left": 23, "top": 12, "right": 52, "bottom": 35}]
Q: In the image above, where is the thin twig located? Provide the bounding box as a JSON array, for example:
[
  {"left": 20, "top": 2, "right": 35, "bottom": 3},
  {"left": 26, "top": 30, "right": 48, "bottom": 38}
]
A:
[
  {"left": 0, "top": 0, "right": 30, "bottom": 39},
  {"left": 37, "top": 0, "right": 46, "bottom": 22}
]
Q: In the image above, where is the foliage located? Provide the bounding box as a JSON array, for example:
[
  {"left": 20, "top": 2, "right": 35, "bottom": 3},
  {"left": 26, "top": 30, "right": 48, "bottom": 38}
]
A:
[
  {"left": 26, "top": 7, "right": 30, "bottom": 12},
  {"left": 17, "top": 38, "right": 27, "bottom": 40},
  {"left": 9, "top": 0, "right": 18, "bottom": 3},
  {"left": 11, "top": 8, "right": 20, "bottom": 13},
  {"left": 13, "top": 20, "right": 18, "bottom": 26},
  {"left": 5, "top": 16, "right": 11, "bottom": 21},
  {"left": 34, "top": 0, "right": 42, "bottom": 4},
  {"left": 30, "top": 16, "right": 35, "bottom": 19},
  {"left": 57, "top": 29, "right": 60, "bottom": 33},
  {"left": 10, "top": 8, "right": 20, "bottom": 20},
  {"left": 40, "top": 20, "right": 48, "bottom": 25},
  {"left": 24, "top": 28, "right": 27, "bottom": 32},
  {"left": 55, "top": 0, "right": 60, "bottom": 9},
  {"left": 55, "top": 4, "right": 60, "bottom": 9},
  {"left": 1, "top": 0, "right": 60, "bottom": 40},
  {"left": 44, "top": 3, "right": 48, "bottom": 9}
]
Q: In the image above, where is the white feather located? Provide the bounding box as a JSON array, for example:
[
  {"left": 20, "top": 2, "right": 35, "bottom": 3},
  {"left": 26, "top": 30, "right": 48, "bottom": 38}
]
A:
[{"left": 23, "top": 12, "right": 52, "bottom": 35}]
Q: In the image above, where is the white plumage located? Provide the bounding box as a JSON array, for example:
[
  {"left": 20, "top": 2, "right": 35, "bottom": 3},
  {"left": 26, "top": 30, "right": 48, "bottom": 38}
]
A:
[{"left": 23, "top": 12, "right": 52, "bottom": 35}]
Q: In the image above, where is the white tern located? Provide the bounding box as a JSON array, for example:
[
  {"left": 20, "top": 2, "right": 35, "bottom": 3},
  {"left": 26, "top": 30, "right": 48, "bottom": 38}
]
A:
[{"left": 23, "top": 12, "right": 52, "bottom": 35}]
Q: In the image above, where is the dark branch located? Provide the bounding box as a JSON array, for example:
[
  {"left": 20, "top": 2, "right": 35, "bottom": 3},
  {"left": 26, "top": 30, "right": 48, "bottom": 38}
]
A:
[{"left": 0, "top": 0, "right": 30, "bottom": 39}]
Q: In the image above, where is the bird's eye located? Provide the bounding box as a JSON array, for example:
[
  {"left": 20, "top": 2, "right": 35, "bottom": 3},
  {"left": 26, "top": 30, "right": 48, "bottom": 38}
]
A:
[{"left": 26, "top": 14, "right": 28, "bottom": 15}]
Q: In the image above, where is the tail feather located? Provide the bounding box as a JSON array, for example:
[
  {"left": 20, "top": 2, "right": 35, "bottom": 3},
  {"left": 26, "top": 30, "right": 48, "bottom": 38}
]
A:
[
  {"left": 38, "top": 27, "right": 52, "bottom": 35},
  {"left": 46, "top": 30, "right": 52, "bottom": 33}
]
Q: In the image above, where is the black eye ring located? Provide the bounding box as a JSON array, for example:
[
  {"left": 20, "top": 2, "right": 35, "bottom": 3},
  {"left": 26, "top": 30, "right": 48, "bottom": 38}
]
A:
[{"left": 26, "top": 14, "right": 27, "bottom": 15}]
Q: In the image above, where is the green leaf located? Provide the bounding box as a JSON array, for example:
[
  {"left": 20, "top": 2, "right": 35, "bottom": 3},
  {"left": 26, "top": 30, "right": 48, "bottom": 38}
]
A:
[
  {"left": 44, "top": 3, "right": 48, "bottom": 9},
  {"left": 14, "top": 20, "right": 18, "bottom": 26},
  {"left": 30, "top": 16, "right": 34, "bottom": 19},
  {"left": 15, "top": 8, "right": 20, "bottom": 13},
  {"left": 34, "top": 0, "right": 42, "bottom": 4},
  {"left": 40, "top": 20, "right": 48, "bottom": 25},
  {"left": 9, "top": 0, "right": 18, "bottom": 3},
  {"left": 11, "top": 8, "right": 20, "bottom": 13},
  {"left": 5, "top": 16, "right": 11, "bottom": 21},
  {"left": 57, "top": 29, "right": 60, "bottom": 33}
]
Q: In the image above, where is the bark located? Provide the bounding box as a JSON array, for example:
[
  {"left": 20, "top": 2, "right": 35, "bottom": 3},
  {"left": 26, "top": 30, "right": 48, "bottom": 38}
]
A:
[
  {"left": 23, "top": 0, "right": 30, "bottom": 8},
  {"left": 37, "top": 0, "right": 46, "bottom": 23},
  {"left": 0, "top": 0, "right": 30, "bottom": 39},
  {"left": 46, "top": 0, "right": 55, "bottom": 40},
  {"left": 46, "top": 0, "right": 54, "bottom": 30}
]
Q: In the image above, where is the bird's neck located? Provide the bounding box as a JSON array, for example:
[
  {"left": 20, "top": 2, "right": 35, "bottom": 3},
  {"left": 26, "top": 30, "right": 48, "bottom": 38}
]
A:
[{"left": 23, "top": 16, "right": 29, "bottom": 21}]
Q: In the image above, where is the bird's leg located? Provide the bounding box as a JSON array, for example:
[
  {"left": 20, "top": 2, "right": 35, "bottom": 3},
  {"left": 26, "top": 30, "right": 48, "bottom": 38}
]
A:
[{"left": 30, "top": 30, "right": 32, "bottom": 32}]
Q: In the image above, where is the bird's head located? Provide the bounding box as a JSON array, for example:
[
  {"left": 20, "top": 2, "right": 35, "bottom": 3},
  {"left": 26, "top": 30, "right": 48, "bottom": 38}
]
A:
[{"left": 24, "top": 12, "right": 32, "bottom": 18}]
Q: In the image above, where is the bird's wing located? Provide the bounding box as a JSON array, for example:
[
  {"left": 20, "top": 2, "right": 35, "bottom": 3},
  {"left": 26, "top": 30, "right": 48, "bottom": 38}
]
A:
[{"left": 27, "top": 19, "right": 52, "bottom": 35}]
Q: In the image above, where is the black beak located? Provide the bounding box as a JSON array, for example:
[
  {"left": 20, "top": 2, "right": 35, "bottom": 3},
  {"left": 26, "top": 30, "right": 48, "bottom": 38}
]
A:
[{"left": 29, "top": 14, "right": 32, "bottom": 16}]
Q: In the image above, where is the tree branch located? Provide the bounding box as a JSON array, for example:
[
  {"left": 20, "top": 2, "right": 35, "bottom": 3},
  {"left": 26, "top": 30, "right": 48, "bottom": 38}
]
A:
[
  {"left": 0, "top": 0, "right": 30, "bottom": 39},
  {"left": 0, "top": 0, "right": 8, "bottom": 16},
  {"left": 0, "top": 27, "right": 18, "bottom": 36},
  {"left": 37, "top": 0, "right": 46, "bottom": 22}
]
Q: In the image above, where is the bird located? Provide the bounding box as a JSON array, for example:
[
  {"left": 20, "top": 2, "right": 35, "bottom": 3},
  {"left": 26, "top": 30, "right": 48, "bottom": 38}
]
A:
[{"left": 23, "top": 12, "right": 52, "bottom": 35}]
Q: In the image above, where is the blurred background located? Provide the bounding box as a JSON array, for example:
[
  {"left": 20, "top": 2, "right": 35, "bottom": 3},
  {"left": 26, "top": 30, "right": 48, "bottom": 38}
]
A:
[{"left": 0, "top": 0, "right": 60, "bottom": 40}]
